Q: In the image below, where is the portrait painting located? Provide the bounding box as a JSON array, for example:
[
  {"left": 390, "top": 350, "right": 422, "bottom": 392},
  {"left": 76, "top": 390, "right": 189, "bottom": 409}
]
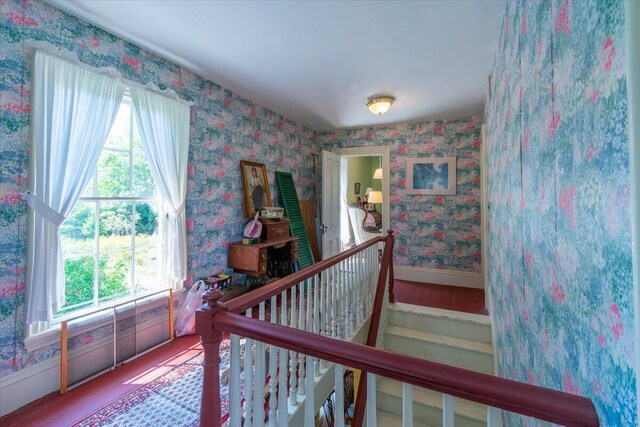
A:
[{"left": 240, "top": 160, "right": 272, "bottom": 217}]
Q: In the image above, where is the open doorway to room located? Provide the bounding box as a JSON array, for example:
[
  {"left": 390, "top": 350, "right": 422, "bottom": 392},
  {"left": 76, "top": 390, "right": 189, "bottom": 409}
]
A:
[
  {"left": 320, "top": 146, "right": 390, "bottom": 259},
  {"left": 344, "top": 155, "right": 384, "bottom": 247},
  {"left": 330, "top": 146, "right": 390, "bottom": 251}
]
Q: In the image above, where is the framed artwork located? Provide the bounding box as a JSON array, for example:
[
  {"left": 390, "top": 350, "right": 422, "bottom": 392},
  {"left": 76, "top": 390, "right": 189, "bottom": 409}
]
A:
[
  {"left": 406, "top": 157, "right": 457, "bottom": 195},
  {"left": 240, "top": 160, "right": 272, "bottom": 218},
  {"left": 354, "top": 182, "right": 361, "bottom": 194}
]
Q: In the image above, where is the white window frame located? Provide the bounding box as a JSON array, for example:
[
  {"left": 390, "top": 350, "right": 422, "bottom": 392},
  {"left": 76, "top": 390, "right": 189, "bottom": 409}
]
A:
[{"left": 25, "top": 92, "right": 167, "bottom": 345}]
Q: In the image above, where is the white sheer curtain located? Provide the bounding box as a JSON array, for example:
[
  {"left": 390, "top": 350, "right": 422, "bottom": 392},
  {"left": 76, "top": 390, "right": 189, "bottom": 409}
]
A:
[
  {"left": 130, "top": 87, "right": 190, "bottom": 285},
  {"left": 340, "top": 156, "right": 350, "bottom": 245},
  {"left": 25, "top": 51, "right": 125, "bottom": 323}
]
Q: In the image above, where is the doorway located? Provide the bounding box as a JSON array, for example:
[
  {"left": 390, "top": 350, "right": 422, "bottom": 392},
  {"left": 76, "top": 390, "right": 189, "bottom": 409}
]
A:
[{"left": 320, "top": 146, "right": 390, "bottom": 258}]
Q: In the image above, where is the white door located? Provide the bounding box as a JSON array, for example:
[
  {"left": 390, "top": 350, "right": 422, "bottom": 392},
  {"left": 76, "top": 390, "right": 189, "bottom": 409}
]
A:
[{"left": 321, "top": 150, "right": 342, "bottom": 259}]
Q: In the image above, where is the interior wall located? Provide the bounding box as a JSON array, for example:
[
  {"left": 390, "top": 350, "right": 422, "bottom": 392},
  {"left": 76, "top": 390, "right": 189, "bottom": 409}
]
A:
[
  {"left": 346, "top": 157, "right": 373, "bottom": 204},
  {"left": 485, "top": 0, "right": 635, "bottom": 424},
  {"left": 0, "top": 0, "right": 317, "bottom": 378},
  {"left": 318, "top": 117, "right": 482, "bottom": 273}
]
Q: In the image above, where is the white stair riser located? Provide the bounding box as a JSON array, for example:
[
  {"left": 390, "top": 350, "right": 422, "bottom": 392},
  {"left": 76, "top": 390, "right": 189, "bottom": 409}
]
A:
[
  {"left": 377, "top": 389, "right": 486, "bottom": 427},
  {"left": 388, "top": 310, "right": 491, "bottom": 344},
  {"left": 376, "top": 409, "right": 433, "bottom": 427},
  {"left": 384, "top": 333, "right": 494, "bottom": 374}
]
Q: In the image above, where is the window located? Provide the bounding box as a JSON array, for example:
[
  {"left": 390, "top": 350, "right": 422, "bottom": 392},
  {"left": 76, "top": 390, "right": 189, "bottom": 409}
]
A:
[{"left": 57, "top": 95, "right": 164, "bottom": 317}]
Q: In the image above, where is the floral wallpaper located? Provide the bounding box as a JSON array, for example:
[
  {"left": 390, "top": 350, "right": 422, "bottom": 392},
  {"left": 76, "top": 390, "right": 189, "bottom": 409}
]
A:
[
  {"left": 485, "top": 0, "right": 635, "bottom": 425},
  {"left": 317, "top": 117, "right": 483, "bottom": 272},
  {"left": 0, "top": 0, "right": 317, "bottom": 377}
]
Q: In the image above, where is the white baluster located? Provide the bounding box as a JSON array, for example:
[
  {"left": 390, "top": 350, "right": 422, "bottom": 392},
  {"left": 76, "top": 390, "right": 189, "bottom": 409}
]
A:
[
  {"left": 278, "top": 291, "right": 289, "bottom": 427},
  {"left": 304, "top": 353, "right": 315, "bottom": 427},
  {"left": 371, "top": 246, "right": 378, "bottom": 310},
  {"left": 289, "top": 285, "right": 298, "bottom": 407},
  {"left": 254, "top": 302, "right": 266, "bottom": 425},
  {"left": 358, "top": 251, "right": 364, "bottom": 323},
  {"left": 402, "top": 383, "right": 413, "bottom": 427},
  {"left": 349, "top": 254, "right": 355, "bottom": 333},
  {"left": 365, "top": 248, "right": 371, "bottom": 315},
  {"left": 345, "top": 258, "right": 350, "bottom": 337},
  {"left": 335, "top": 364, "right": 345, "bottom": 427},
  {"left": 366, "top": 372, "right": 377, "bottom": 427},
  {"left": 229, "top": 334, "right": 242, "bottom": 427},
  {"left": 297, "top": 282, "right": 306, "bottom": 396},
  {"left": 331, "top": 265, "right": 338, "bottom": 339},
  {"left": 442, "top": 394, "right": 454, "bottom": 427},
  {"left": 487, "top": 406, "right": 501, "bottom": 427},
  {"left": 339, "top": 260, "right": 346, "bottom": 339},
  {"left": 320, "top": 271, "right": 329, "bottom": 370},
  {"left": 244, "top": 308, "right": 254, "bottom": 426},
  {"left": 269, "top": 295, "right": 278, "bottom": 427},
  {"left": 313, "top": 274, "right": 321, "bottom": 376}
]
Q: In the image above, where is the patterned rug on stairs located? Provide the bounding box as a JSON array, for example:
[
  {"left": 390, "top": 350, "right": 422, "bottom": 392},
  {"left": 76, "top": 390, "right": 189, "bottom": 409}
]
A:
[{"left": 74, "top": 339, "right": 244, "bottom": 427}]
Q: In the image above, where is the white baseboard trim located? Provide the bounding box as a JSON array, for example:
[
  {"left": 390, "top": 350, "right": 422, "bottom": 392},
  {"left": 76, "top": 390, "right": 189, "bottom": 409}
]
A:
[
  {"left": 394, "top": 266, "right": 484, "bottom": 289},
  {"left": 0, "top": 311, "right": 179, "bottom": 417}
]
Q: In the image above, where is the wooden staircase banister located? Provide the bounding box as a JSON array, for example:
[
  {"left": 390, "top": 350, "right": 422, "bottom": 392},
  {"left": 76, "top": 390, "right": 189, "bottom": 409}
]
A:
[
  {"left": 352, "top": 230, "right": 394, "bottom": 426},
  {"left": 213, "top": 310, "right": 599, "bottom": 427},
  {"left": 224, "top": 234, "right": 386, "bottom": 314}
]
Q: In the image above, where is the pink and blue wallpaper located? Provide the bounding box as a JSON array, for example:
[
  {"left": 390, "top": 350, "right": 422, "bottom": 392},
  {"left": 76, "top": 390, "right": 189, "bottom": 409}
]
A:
[
  {"left": 485, "top": 0, "right": 635, "bottom": 425},
  {"left": 0, "top": 0, "right": 316, "bottom": 376},
  {"left": 317, "top": 117, "right": 483, "bottom": 273}
]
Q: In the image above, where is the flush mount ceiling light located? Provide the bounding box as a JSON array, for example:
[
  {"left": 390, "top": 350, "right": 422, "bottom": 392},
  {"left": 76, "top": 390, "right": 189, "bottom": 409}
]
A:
[{"left": 367, "top": 96, "right": 395, "bottom": 115}]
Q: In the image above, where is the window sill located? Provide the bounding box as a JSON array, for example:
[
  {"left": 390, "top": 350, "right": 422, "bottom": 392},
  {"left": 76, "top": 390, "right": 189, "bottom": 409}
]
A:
[{"left": 24, "top": 287, "right": 184, "bottom": 353}]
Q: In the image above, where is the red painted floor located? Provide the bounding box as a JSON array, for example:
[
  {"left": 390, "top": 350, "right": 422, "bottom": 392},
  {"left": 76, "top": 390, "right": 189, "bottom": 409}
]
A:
[
  {"left": 1, "top": 281, "right": 486, "bottom": 425},
  {"left": 1, "top": 335, "right": 202, "bottom": 427},
  {"left": 393, "top": 280, "right": 487, "bottom": 315}
]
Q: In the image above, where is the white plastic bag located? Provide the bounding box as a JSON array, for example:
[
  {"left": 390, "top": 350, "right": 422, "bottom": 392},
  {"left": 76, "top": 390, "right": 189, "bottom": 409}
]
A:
[{"left": 175, "top": 280, "right": 207, "bottom": 337}]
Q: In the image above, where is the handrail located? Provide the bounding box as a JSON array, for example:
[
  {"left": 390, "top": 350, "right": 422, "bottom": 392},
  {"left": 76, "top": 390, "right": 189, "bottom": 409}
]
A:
[
  {"left": 352, "top": 230, "right": 394, "bottom": 426},
  {"left": 213, "top": 310, "right": 599, "bottom": 427},
  {"left": 195, "top": 235, "right": 389, "bottom": 425},
  {"left": 224, "top": 234, "right": 386, "bottom": 314}
]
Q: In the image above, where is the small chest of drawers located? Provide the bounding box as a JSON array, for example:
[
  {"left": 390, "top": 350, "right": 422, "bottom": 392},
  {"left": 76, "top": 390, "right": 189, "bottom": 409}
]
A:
[
  {"left": 227, "top": 236, "right": 298, "bottom": 277},
  {"left": 258, "top": 218, "right": 290, "bottom": 241}
]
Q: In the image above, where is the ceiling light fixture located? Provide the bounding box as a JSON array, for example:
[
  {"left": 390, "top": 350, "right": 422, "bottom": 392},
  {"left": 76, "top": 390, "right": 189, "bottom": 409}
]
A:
[{"left": 367, "top": 96, "right": 395, "bottom": 115}]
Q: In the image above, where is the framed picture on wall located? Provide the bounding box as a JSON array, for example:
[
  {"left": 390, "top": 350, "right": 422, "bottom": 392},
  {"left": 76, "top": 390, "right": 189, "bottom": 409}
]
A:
[
  {"left": 406, "top": 157, "right": 457, "bottom": 195},
  {"left": 354, "top": 182, "right": 361, "bottom": 194},
  {"left": 240, "top": 160, "right": 272, "bottom": 218}
]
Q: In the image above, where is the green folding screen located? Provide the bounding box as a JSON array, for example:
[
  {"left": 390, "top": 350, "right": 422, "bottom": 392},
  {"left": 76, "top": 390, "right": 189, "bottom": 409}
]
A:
[{"left": 275, "top": 171, "right": 315, "bottom": 269}]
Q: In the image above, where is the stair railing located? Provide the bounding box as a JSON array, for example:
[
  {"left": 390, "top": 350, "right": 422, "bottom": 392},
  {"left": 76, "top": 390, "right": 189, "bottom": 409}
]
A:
[
  {"left": 197, "top": 232, "right": 390, "bottom": 426},
  {"left": 196, "top": 231, "right": 599, "bottom": 427}
]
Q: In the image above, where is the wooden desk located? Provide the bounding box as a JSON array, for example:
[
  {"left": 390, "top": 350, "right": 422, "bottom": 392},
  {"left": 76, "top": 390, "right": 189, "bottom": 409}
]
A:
[{"left": 227, "top": 236, "right": 298, "bottom": 277}]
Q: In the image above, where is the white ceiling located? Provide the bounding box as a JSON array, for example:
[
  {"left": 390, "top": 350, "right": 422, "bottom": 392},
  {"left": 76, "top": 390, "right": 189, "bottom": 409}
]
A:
[{"left": 48, "top": 0, "right": 505, "bottom": 131}]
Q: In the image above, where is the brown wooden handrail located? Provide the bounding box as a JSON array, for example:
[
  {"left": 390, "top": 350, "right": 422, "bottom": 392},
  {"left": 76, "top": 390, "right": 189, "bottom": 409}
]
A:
[
  {"left": 213, "top": 310, "right": 599, "bottom": 427},
  {"left": 224, "top": 234, "right": 386, "bottom": 314}
]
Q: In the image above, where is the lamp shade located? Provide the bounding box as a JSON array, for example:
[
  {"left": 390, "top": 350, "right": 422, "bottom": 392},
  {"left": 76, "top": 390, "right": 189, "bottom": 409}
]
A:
[
  {"left": 368, "top": 190, "right": 383, "bottom": 204},
  {"left": 365, "top": 187, "right": 373, "bottom": 195},
  {"left": 367, "top": 96, "right": 395, "bottom": 115},
  {"left": 373, "top": 168, "right": 383, "bottom": 179}
]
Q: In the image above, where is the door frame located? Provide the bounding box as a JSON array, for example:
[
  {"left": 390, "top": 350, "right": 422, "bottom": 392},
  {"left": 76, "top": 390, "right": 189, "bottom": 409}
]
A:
[
  {"left": 624, "top": 0, "right": 640, "bottom": 417},
  {"left": 333, "top": 146, "right": 391, "bottom": 235},
  {"left": 481, "top": 124, "right": 490, "bottom": 313}
]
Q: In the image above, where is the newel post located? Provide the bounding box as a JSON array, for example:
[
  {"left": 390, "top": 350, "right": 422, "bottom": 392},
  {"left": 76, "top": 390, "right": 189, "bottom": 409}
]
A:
[
  {"left": 387, "top": 230, "right": 396, "bottom": 304},
  {"left": 196, "top": 288, "right": 226, "bottom": 427}
]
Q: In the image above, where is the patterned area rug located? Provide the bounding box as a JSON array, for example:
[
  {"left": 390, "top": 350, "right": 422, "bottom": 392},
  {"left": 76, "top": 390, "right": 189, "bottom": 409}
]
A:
[{"left": 75, "top": 339, "right": 243, "bottom": 427}]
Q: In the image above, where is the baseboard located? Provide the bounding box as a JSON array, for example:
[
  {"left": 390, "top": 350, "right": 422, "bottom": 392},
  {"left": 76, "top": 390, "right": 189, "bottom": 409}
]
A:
[
  {"left": 0, "top": 311, "right": 178, "bottom": 417},
  {"left": 394, "top": 266, "right": 484, "bottom": 289}
]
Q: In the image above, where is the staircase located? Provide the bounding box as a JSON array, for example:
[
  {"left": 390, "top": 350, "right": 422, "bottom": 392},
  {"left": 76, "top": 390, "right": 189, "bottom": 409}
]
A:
[{"left": 376, "top": 302, "right": 494, "bottom": 427}]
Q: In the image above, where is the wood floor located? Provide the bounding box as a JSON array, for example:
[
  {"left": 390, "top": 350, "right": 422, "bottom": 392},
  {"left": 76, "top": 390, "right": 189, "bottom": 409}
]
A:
[
  {"left": 393, "top": 280, "right": 487, "bottom": 315},
  {"left": 1, "top": 335, "right": 202, "bottom": 427},
  {"left": 1, "top": 281, "right": 486, "bottom": 425}
]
